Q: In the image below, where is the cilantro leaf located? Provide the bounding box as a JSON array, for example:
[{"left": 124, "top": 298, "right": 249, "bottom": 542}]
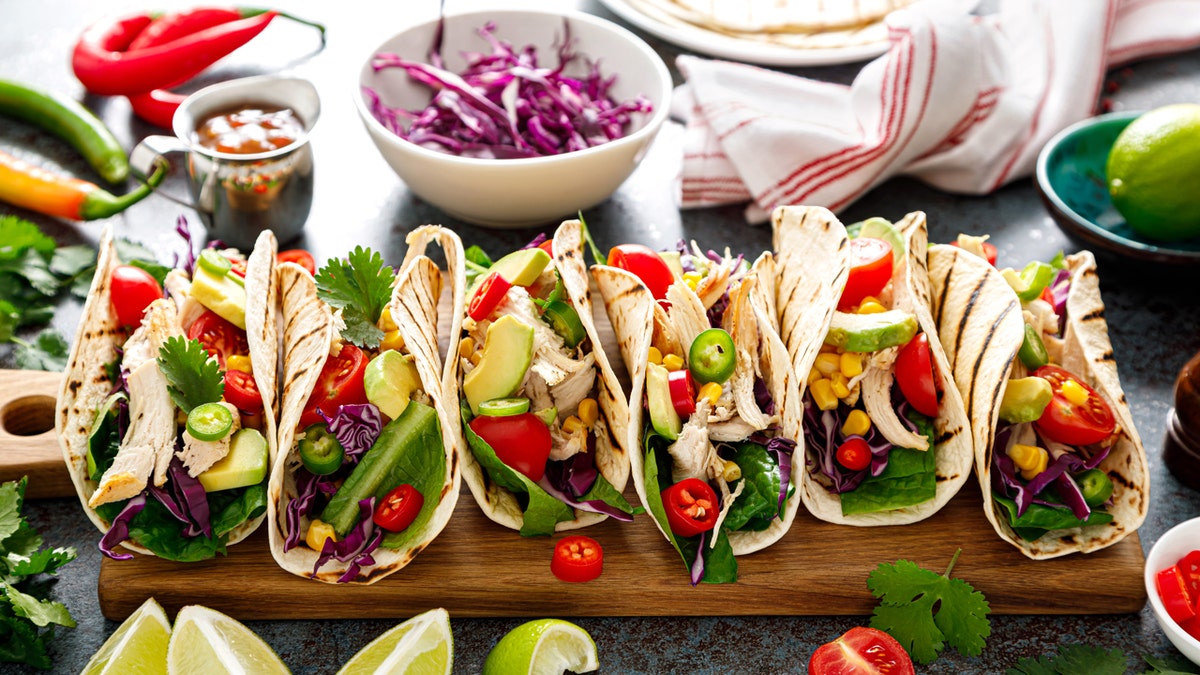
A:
[
  {"left": 5, "top": 547, "right": 76, "bottom": 578},
  {"left": 1008, "top": 644, "right": 1129, "bottom": 675},
  {"left": 0, "top": 301, "right": 17, "bottom": 346},
  {"left": 1007, "top": 654, "right": 1060, "bottom": 675},
  {"left": 0, "top": 217, "right": 54, "bottom": 262},
  {"left": 0, "top": 479, "right": 23, "bottom": 545},
  {"left": 3, "top": 585, "right": 75, "bottom": 628},
  {"left": 157, "top": 336, "right": 224, "bottom": 413},
  {"left": 314, "top": 247, "right": 394, "bottom": 348},
  {"left": 49, "top": 245, "right": 95, "bottom": 278},
  {"left": 464, "top": 245, "right": 493, "bottom": 268},
  {"left": 0, "top": 605, "right": 52, "bottom": 670},
  {"left": 0, "top": 248, "right": 58, "bottom": 297},
  {"left": 867, "top": 550, "right": 991, "bottom": 665},
  {"left": 14, "top": 330, "right": 69, "bottom": 372},
  {"left": 1143, "top": 654, "right": 1200, "bottom": 674}
]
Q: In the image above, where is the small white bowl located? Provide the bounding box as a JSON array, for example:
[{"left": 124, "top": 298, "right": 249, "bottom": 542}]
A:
[
  {"left": 354, "top": 9, "right": 672, "bottom": 228},
  {"left": 1144, "top": 516, "right": 1200, "bottom": 666}
]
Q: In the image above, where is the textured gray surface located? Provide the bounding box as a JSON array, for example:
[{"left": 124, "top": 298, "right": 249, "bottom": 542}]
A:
[{"left": 2, "top": 0, "right": 1200, "bottom": 673}]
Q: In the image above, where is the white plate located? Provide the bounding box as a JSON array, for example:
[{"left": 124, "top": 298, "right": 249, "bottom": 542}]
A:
[{"left": 596, "top": 0, "right": 974, "bottom": 67}]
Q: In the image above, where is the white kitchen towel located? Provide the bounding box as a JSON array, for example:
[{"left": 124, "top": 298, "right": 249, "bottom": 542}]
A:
[{"left": 675, "top": 0, "right": 1200, "bottom": 223}]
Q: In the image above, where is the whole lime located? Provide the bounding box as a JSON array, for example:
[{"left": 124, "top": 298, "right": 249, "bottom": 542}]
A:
[{"left": 1106, "top": 103, "right": 1200, "bottom": 241}]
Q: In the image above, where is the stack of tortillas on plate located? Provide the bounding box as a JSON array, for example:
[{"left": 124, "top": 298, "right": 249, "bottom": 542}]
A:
[{"left": 624, "top": 0, "right": 920, "bottom": 49}]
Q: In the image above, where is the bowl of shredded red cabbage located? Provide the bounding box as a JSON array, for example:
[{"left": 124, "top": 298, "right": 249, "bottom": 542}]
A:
[{"left": 355, "top": 9, "right": 671, "bottom": 228}]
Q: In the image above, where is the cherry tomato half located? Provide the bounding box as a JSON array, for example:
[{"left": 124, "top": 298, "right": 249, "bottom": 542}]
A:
[
  {"left": 808, "top": 626, "right": 915, "bottom": 675},
  {"left": 374, "top": 484, "right": 424, "bottom": 532},
  {"left": 538, "top": 239, "right": 555, "bottom": 258},
  {"left": 894, "top": 333, "right": 940, "bottom": 418},
  {"left": 299, "top": 344, "right": 369, "bottom": 428},
  {"left": 668, "top": 369, "right": 697, "bottom": 418},
  {"left": 1032, "top": 365, "right": 1116, "bottom": 446},
  {"left": 950, "top": 240, "right": 998, "bottom": 266},
  {"left": 223, "top": 369, "right": 264, "bottom": 413},
  {"left": 839, "top": 238, "right": 893, "bottom": 311},
  {"left": 469, "top": 412, "right": 552, "bottom": 482},
  {"left": 468, "top": 272, "right": 513, "bottom": 321},
  {"left": 187, "top": 310, "right": 248, "bottom": 368},
  {"left": 279, "top": 249, "right": 317, "bottom": 275},
  {"left": 608, "top": 244, "right": 675, "bottom": 301},
  {"left": 110, "top": 265, "right": 163, "bottom": 327},
  {"left": 661, "top": 478, "right": 718, "bottom": 538},
  {"left": 836, "top": 438, "right": 872, "bottom": 472},
  {"left": 551, "top": 535, "right": 603, "bottom": 583}
]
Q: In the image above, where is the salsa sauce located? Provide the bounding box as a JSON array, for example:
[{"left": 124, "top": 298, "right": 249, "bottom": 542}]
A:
[{"left": 194, "top": 105, "right": 304, "bottom": 155}]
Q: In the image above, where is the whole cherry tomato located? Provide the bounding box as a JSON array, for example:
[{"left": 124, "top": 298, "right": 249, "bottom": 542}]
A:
[
  {"left": 551, "top": 535, "right": 603, "bottom": 583},
  {"left": 469, "top": 412, "right": 552, "bottom": 482},
  {"left": 299, "top": 344, "right": 369, "bottom": 428},
  {"left": 223, "top": 369, "right": 263, "bottom": 413},
  {"left": 187, "top": 310, "right": 248, "bottom": 368},
  {"left": 836, "top": 438, "right": 872, "bottom": 472},
  {"left": 373, "top": 484, "right": 424, "bottom": 532},
  {"left": 894, "top": 333, "right": 940, "bottom": 417},
  {"left": 839, "top": 238, "right": 893, "bottom": 311},
  {"left": 808, "top": 626, "right": 915, "bottom": 675},
  {"left": 278, "top": 249, "right": 316, "bottom": 275},
  {"left": 110, "top": 265, "right": 162, "bottom": 327},
  {"left": 1032, "top": 365, "right": 1116, "bottom": 446},
  {"left": 661, "top": 478, "right": 718, "bottom": 538},
  {"left": 607, "top": 244, "right": 675, "bottom": 300}
]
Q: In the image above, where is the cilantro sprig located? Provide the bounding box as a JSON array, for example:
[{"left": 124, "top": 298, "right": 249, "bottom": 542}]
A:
[
  {"left": 314, "top": 247, "right": 394, "bottom": 349},
  {"left": 1007, "top": 644, "right": 1200, "bottom": 675},
  {"left": 867, "top": 549, "right": 991, "bottom": 665},
  {"left": 157, "top": 336, "right": 224, "bottom": 413},
  {"left": 0, "top": 477, "right": 77, "bottom": 670}
]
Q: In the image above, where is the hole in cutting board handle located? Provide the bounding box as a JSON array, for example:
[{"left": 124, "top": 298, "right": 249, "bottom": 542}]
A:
[{"left": 1, "top": 395, "right": 56, "bottom": 437}]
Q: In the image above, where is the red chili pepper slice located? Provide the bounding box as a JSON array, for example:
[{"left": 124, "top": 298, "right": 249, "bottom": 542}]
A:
[
  {"left": 468, "top": 272, "right": 512, "bottom": 321},
  {"left": 661, "top": 478, "right": 718, "bottom": 538},
  {"left": 373, "top": 484, "right": 424, "bottom": 533},
  {"left": 551, "top": 535, "right": 603, "bottom": 583},
  {"left": 1156, "top": 565, "right": 1198, "bottom": 625},
  {"left": 668, "top": 369, "right": 697, "bottom": 418}
]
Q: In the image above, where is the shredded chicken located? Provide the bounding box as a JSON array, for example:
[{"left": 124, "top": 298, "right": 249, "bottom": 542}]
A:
[
  {"left": 665, "top": 283, "right": 710, "bottom": 356},
  {"left": 177, "top": 402, "right": 240, "bottom": 477},
  {"left": 489, "top": 287, "right": 591, "bottom": 389},
  {"left": 861, "top": 350, "right": 930, "bottom": 451},
  {"left": 724, "top": 275, "right": 772, "bottom": 432},
  {"left": 89, "top": 359, "right": 177, "bottom": 506},
  {"left": 668, "top": 402, "right": 725, "bottom": 484},
  {"left": 955, "top": 233, "right": 993, "bottom": 262},
  {"left": 120, "top": 299, "right": 183, "bottom": 374},
  {"left": 549, "top": 422, "right": 588, "bottom": 461},
  {"left": 710, "top": 480, "right": 745, "bottom": 549}
]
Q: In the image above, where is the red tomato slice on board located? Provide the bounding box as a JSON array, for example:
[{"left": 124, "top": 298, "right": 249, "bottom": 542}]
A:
[
  {"left": 223, "top": 369, "right": 264, "bottom": 413},
  {"left": 839, "top": 238, "right": 893, "bottom": 311},
  {"left": 187, "top": 310, "right": 248, "bottom": 368},
  {"left": 278, "top": 249, "right": 316, "bottom": 275},
  {"left": 808, "top": 626, "right": 916, "bottom": 675},
  {"left": 1032, "top": 365, "right": 1116, "bottom": 446},
  {"left": 110, "top": 265, "right": 163, "bottom": 327},
  {"left": 299, "top": 344, "right": 369, "bottom": 428},
  {"left": 551, "top": 535, "right": 603, "bottom": 583},
  {"left": 894, "top": 333, "right": 940, "bottom": 417},
  {"left": 373, "top": 484, "right": 424, "bottom": 532},
  {"left": 468, "top": 412, "right": 552, "bottom": 482},
  {"left": 608, "top": 244, "right": 675, "bottom": 301}
]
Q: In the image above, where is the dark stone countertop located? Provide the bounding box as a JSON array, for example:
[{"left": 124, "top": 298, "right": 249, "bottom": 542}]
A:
[{"left": 2, "top": 1, "right": 1199, "bottom": 673}]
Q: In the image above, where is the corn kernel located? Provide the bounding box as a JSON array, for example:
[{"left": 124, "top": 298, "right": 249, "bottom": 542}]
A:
[
  {"left": 857, "top": 300, "right": 888, "bottom": 314},
  {"left": 225, "top": 354, "right": 253, "bottom": 374},
  {"left": 1060, "top": 378, "right": 1090, "bottom": 407},
  {"left": 562, "top": 416, "right": 585, "bottom": 434},
  {"left": 807, "top": 368, "right": 823, "bottom": 385},
  {"left": 810, "top": 379, "right": 838, "bottom": 411},
  {"left": 379, "top": 306, "right": 398, "bottom": 331},
  {"left": 647, "top": 346, "right": 663, "bottom": 365},
  {"left": 1007, "top": 444, "right": 1049, "bottom": 480},
  {"left": 458, "top": 336, "right": 475, "bottom": 360},
  {"left": 577, "top": 398, "right": 599, "bottom": 427},
  {"left": 662, "top": 354, "right": 685, "bottom": 371},
  {"left": 305, "top": 519, "right": 337, "bottom": 552},
  {"left": 469, "top": 351, "right": 483, "bottom": 366},
  {"left": 815, "top": 353, "right": 841, "bottom": 376},
  {"left": 379, "top": 329, "right": 405, "bottom": 353},
  {"left": 841, "top": 409, "right": 872, "bottom": 437},
  {"left": 698, "top": 381, "right": 723, "bottom": 406},
  {"left": 722, "top": 459, "right": 742, "bottom": 482},
  {"left": 830, "top": 372, "right": 851, "bottom": 399},
  {"left": 840, "top": 352, "right": 863, "bottom": 378},
  {"left": 683, "top": 271, "right": 703, "bottom": 290}
]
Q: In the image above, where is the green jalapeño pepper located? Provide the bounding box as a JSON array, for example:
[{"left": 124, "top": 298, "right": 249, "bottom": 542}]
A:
[
  {"left": 541, "top": 299, "right": 586, "bottom": 349},
  {"left": 1018, "top": 323, "right": 1049, "bottom": 370},
  {"left": 298, "top": 423, "right": 345, "bottom": 476},
  {"left": 1075, "top": 469, "right": 1114, "bottom": 507},
  {"left": 688, "top": 328, "right": 737, "bottom": 385},
  {"left": 1003, "top": 261, "right": 1056, "bottom": 302},
  {"left": 186, "top": 402, "right": 234, "bottom": 442}
]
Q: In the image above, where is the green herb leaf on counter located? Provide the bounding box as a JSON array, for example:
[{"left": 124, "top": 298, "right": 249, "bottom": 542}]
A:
[
  {"left": 315, "top": 246, "right": 393, "bottom": 349},
  {"left": 13, "top": 330, "right": 68, "bottom": 372},
  {"left": 1142, "top": 654, "right": 1200, "bottom": 674},
  {"left": 1006, "top": 644, "right": 1128, "bottom": 675},
  {"left": 868, "top": 548, "right": 991, "bottom": 665},
  {"left": 0, "top": 477, "right": 78, "bottom": 670},
  {"left": 157, "top": 336, "right": 224, "bottom": 414}
]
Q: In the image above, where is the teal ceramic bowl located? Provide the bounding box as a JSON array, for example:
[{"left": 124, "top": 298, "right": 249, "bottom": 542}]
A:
[{"left": 1035, "top": 110, "right": 1200, "bottom": 265}]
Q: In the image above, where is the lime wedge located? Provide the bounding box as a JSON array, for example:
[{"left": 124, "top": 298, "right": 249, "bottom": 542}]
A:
[
  {"left": 166, "top": 605, "right": 289, "bottom": 675},
  {"left": 82, "top": 597, "right": 171, "bottom": 675},
  {"left": 336, "top": 607, "right": 452, "bottom": 675},
  {"left": 482, "top": 618, "right": 598, "bottom": 675}
]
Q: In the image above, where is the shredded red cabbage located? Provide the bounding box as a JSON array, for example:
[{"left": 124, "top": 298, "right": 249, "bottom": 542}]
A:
[
  {"left": 366, "top": 22, "right": 653, "bottom": 159},
  {"left": 521, "top": 232, "right": 548, "bottom": 250},
  {"left": 1048, "top": 268, "right": 1071, "bottom": 333},
  {"left": 706, "top": 292, "right": 729, "bottom": 328},
  {"left": 313, "top": 497, "right": 383, "bottom": 583},
  {"left": 689, "top": 530, "right": 706, "bottom": 587},
  {"left": 317, "top": 403, "right": 382, "bottom": 464},
  {"left": 748, "top": 432, "right": 795, "bottom": 513},
  {"left": 147, "top": 454, "right": 212, "bottom": 539},
  {"left": 99, "top": 494, "right": 146, "bottom": 561},
  {"left": 540, "top": 452, "right": 634, "bottom": 522},
  {"left": 173, "top": 215, "right": 198, "bottom": 277},
  {"left": 753, "top": 377, "right": 774, "bottom": 416},
  {"left": 284, "top": 467, "right": 339, "bottom": 552},
  {"left": 992, "top": 423, "right": 1112, "bottom": 520},
  {"left": 802, "top": 396, "right": 893, "bottom": 494}
]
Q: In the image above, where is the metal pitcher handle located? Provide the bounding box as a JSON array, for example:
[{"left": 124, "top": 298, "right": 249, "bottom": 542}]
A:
[{"left": 129, "top": 135, "right": 212, "bottom": 212}]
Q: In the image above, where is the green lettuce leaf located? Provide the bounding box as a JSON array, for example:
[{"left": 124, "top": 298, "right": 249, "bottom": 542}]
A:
[
  {"left": 209, "top": 484, "right": 267, "bottom": 539},
  {"left": 577, "top": 471, "right": 637, "bottom": 515},
  {"left": 377, "top": 413, "right": 448, "bottom": 550},
  {"left": 841, "top": 410, "right": 937, "bottom": 516},
  {"left": 993, "top": 495, "right": 1114, "bottom": 541},
  {"left": 722, "top": 442, "right": 781, "bottom": 531}
]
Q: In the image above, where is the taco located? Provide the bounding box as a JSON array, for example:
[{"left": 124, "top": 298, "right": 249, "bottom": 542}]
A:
[
  {"left": 456, "top": 220, "right": 636, "bottom": 537},
  {"left": 772, "top": 206, "right": 972, "bottom": 526},
  {"left": 57, "top": 222, "right": 278, "bottom": 561},
  {"left": 593, "top": 233, "right": 801, "bottom": 584},
  {"left": 929, "top": 240, "right": 1149, "bottom": 558},
  {"left": 266, "top": 226, "right": 463, "bottom": 584}
]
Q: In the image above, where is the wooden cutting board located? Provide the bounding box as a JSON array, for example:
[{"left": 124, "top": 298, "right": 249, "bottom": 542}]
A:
[{"left": 0, "top": 369, "right": 75, "bottom": 500}]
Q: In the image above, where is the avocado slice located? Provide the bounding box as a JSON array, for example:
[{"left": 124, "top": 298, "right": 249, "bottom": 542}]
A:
[
  {"left": 999, "top": 376, "right": 1053, "bottom": 424},
  {"left": 463, "top": 315, "right": 534, "bottom": 414},
  {"left": 190, "top": 264, "right": 248, "bottom": 329},
  {"left": 198, "top": 428, "right": 268, "bottom": 492},
  {"left": 490, "top": 248, "right": 551, "bottom": 286},
  {"left": 646, "top": 362, "right": 682, "bottom": 441},
  {"left": 824, "top": 310, "right": 919, "bottom": 353},
  {"left": 658, "top": 250, "right": 685, "bottom": 280},
  {"left": 364, "top": 350, "right": 422, "bottom": 419}
]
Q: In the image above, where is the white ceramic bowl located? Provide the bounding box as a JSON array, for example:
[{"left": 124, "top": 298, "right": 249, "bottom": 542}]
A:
[
  {"left": 354, "top": 9, "right": 672, "bottom": 228},
  {"left": 1144, "top": 516, "right": 1200, "bottom": 666}
]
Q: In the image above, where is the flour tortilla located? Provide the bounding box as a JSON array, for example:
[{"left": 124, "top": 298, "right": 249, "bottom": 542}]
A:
[
  {"left": 929, "top": 245, "right": 1149, "bottom": 558},
  {"left": 457, "top": 220, "right": 631, "bottom": 532},
  {"left": 771, "top": 206, "right": 973, "bottom": 526},
  {"left": 266, "top": 226, "right": 463, "bottom": 584},
  {"left": 56, "top": 224, "right": 278, "bottom": 557}
]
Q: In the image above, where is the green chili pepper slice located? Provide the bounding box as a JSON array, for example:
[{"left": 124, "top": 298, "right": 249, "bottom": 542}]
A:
[
  {"left": 198, "top": 249, "right": 232, "bottom": 277},
  {"left": 478, "top": 397, "right": 532, "bottom": 417},
  {"left": 186, "top": 402, "right": 234, "bottom": 442},
  {"left": 298, "top": 423, "right": 345, "bottom": 476},
  {"left": 1003, "top": 261, "right": 1056, "bottom": 302},
  {"left": 1075, "top": 468, "right": 1113, "bottom": 507},
  {"left": 1018, "top": 323, "right": 1049, "bottom": 370},
  {"left": 541, "top": 298, "right": 586, "bottom": 349},
  {"left": 688, "top": 328, "right": 737, "bottom": 385}
]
